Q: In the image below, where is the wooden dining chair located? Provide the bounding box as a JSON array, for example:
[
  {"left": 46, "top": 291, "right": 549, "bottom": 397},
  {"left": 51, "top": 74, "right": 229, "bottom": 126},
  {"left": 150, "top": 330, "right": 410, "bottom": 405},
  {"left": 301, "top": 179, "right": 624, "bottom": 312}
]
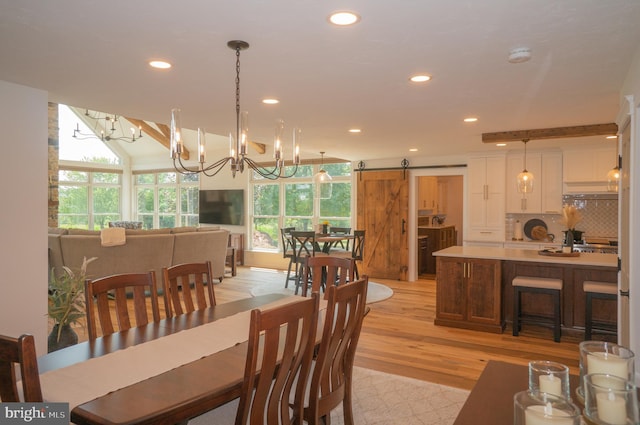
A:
[
  {"left": 236, "top": 294, "right": 319, "bottom": 425},
  {"left": 291, "top": 231, "right": 326, "bottom": 295},
  {"left": 333, "top": 230, "right": 365, "bottom": 279},
  {"left": 162, "top": 261, "right": 216, "bottom": 318},
  {"left": 0, "top": 334, "right": 43, "bottom": 402},
  {"left": 280, "top": 227, "right": 296, "bottom": 289},
  {"left": 297, "top": 277, "right": 368, "bottom": 425},
  {"left": 329, "top": 226, "right": 352, "bottom": 251},
  {"left": 301, "top": 255, "right": 355, "bottom": 298},
  {"left": 85, "top": 271, "right": 161, "bottom": 340}
]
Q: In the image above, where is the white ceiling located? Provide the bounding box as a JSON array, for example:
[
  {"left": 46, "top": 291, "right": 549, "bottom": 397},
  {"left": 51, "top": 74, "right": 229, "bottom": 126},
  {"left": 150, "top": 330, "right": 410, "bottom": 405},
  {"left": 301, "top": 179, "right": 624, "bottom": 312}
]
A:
[{"left": 2, "top": 0, "right": 640, "bottom": 164}]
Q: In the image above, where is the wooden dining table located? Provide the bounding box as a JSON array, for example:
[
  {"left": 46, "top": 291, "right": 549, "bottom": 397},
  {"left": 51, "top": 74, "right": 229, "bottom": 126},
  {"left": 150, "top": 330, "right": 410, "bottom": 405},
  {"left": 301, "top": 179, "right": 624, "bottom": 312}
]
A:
[
  {"left": 37, "top": 293, "right": 290, "bottom": 425},
  {"left": 315, "top": 234, "right": 353, "bottom": 253}
]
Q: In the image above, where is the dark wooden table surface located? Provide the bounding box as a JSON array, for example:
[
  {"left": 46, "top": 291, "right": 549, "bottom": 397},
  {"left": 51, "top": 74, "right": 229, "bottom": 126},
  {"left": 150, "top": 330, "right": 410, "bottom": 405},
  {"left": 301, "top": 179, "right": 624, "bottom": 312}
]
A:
[
  {"left": 37, "top": 294, "right": 287, "bottom": 425},
  {"left": 453, "top": 360, "right": 581, "bottom": 425}
]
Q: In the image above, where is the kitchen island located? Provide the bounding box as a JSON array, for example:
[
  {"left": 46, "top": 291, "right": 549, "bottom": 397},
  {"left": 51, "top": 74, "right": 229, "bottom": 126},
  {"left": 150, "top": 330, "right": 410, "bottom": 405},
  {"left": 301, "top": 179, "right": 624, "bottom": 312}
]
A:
[{"left": 433, "top": 246, "right": 617, "bottom": 335}]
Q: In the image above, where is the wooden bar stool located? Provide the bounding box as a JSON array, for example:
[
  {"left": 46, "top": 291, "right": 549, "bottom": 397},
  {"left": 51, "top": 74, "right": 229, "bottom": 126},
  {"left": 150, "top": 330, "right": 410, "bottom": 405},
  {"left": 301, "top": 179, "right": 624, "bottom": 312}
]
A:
[
  {"left": 512, "top": 276, "right": 563, "bottom": 342},
  {"left": 583, "top": 280, "right": 617, "bottom": 340}
]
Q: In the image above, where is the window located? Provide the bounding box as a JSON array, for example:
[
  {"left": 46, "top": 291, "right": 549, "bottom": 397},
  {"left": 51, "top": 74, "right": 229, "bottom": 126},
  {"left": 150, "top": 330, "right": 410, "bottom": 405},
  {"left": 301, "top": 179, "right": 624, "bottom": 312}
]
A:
[
  {"left": 134, "top": 172, "right": 199, "bottom": 229},
  {"left": 58, "top": 170, "right": 121, "bottom": 229},
  {"left": 251, "top": 162, "right": 352, "bottom": 250}
]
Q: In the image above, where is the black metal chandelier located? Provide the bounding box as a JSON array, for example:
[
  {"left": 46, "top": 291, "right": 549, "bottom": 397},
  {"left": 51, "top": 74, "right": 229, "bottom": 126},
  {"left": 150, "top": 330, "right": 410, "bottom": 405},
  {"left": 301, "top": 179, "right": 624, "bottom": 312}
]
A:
[
  {"left": 72, "top": 110, "right": 143, "bottom": 143},
  {"left": 170, "top": 40, "right": 301, "bottom": 179}
]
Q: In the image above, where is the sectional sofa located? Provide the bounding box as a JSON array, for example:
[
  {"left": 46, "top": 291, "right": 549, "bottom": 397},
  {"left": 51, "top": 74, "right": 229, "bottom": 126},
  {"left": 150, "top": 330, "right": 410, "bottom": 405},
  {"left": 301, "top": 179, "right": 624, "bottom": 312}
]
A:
[{"left": 48, "top": 226, "right": 230, "bottom": 283}]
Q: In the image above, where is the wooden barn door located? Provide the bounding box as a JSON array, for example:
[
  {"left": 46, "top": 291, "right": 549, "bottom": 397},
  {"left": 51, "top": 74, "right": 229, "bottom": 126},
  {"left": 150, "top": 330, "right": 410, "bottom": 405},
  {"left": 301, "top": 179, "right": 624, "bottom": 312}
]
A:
[{"left": 356, "top": 170, "right": 409, "bottom": 280}]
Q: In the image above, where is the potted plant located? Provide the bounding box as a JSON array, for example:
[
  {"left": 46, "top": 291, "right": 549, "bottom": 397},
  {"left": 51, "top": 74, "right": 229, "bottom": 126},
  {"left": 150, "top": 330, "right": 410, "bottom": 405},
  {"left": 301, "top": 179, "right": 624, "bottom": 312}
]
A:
[{"left": 47, "top": 256, "right": 96, "bottom": 352}]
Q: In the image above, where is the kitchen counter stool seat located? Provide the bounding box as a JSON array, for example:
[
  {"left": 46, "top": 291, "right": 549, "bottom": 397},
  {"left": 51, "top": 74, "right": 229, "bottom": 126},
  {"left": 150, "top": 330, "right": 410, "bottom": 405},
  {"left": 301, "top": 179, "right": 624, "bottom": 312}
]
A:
[
  {"left": 583, "top": 280, "right": 617, "bottom": 340},
  {"left": 512, "top": 276, "right": 563, "bottom": 343}
]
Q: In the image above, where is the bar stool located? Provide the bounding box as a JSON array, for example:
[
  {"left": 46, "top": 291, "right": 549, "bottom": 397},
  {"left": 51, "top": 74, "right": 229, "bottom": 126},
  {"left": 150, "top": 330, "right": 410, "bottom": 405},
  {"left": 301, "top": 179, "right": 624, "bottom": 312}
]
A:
[
  {"left": 512, "top": 276, "right": 563, "bottom": 342},
  {"left": 583, "top": 280, "right": 617, "bottom": 340}
]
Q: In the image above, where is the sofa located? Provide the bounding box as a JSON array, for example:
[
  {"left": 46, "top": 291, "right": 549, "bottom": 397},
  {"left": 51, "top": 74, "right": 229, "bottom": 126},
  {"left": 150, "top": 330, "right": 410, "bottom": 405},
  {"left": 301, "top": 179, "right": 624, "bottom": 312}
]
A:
[{"left": 48, "top": 226, "right": 230, "bottom": 283}]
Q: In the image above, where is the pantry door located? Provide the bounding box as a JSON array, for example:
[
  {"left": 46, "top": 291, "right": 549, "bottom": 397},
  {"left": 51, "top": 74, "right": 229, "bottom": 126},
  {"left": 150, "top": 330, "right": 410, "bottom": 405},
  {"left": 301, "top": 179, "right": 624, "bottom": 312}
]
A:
[{"left": 356, "top": 170, "right": 409, "bottom": 280}]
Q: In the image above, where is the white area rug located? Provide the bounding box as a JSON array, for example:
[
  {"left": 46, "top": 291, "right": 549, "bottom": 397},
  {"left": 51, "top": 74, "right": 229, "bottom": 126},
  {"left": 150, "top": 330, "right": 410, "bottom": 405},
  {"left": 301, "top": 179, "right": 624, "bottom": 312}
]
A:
[
  {"left": 249, "top": 280, "right": 394, "bottom": 304},
  {"left": 188, "top": 366, "right": 469, "bottom": 424}
]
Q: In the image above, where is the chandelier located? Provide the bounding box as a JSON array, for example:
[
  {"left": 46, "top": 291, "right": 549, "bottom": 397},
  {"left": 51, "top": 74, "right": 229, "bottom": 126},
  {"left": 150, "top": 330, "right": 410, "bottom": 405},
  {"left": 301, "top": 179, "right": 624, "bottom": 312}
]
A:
[
  {"left": 313, "top": 152, "right": 332, "bottom": 199},
  {"left": 170, "top": 40, "right": 301, "bottom": 179},
  {"left": 72, "top": 110, "right": 143, "bottom": 143}
]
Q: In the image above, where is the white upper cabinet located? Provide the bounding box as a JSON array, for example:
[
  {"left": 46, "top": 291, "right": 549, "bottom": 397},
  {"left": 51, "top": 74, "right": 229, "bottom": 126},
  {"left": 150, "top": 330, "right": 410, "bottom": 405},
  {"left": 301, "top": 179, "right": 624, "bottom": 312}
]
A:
[
  {"left": 562, "top": 146, "right": 616, "bottom": 193},
  {"left": 506, "top": 151, "right": 562, "bottom": 214},
  {"left": 467, "top": 154, "right": 505, "bottom": 242}
]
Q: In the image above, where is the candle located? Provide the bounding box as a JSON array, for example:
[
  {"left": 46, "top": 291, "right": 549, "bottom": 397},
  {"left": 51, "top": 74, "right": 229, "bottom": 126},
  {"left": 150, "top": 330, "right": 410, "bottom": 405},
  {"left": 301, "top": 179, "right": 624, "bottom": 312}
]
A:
[
  {"left": 596, "top": 392, "right": 627, "bottom": 425},
  {"left": 539, "top": 373, "right": 562, "bottom": 397},
  {"left": 587, "top": 352, "right": 629, "bottom": 382},
  {"left": 525, "top": 403, "right": 575, "bottom": 425}
]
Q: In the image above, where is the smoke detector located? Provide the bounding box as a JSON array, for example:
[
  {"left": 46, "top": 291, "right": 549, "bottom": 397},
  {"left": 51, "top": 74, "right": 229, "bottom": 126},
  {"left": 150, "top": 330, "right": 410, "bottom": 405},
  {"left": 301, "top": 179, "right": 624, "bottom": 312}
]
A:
[{"left": 508, "top": 47, "right": 532, "bottom": 63}]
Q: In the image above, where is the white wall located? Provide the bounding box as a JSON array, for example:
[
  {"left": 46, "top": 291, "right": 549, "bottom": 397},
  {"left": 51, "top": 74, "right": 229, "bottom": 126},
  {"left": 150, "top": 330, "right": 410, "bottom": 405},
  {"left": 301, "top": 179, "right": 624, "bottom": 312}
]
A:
[{"left": 0, "top": 80, "right": 48, "bottom": 355}]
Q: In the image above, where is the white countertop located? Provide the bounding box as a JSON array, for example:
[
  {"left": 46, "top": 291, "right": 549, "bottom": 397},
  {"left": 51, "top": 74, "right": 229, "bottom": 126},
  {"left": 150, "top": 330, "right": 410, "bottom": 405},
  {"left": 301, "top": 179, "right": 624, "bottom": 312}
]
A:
[
  {"left": 433, "top": 245, "right": 617, "bottom": 268},
  {"left": 417, "top": 225, "right": 455, "bottom": 229}
]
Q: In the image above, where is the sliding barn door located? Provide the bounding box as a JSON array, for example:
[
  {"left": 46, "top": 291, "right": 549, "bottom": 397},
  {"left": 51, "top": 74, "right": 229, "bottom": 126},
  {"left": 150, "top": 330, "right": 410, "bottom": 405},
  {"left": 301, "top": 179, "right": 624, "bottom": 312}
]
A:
[{"left": 356, "top": 170, "right": 409, "bottom": 280}]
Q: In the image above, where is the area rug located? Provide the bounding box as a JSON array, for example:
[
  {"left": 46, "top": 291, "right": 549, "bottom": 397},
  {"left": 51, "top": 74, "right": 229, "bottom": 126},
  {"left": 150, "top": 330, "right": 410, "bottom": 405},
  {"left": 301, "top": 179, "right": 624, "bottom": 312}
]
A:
[
  {"left": 249, "top": 279, "right": 394, "bottom": 304},
  {"left": 188, "top": 366, "right": 468, "bottom": 425}
]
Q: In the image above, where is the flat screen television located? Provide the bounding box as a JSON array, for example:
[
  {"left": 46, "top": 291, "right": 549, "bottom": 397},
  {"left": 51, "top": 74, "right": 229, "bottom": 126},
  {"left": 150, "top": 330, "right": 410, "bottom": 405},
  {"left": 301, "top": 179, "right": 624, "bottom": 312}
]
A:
[{"left": 199, "top": 189, "right": 244, "bottom": 225}]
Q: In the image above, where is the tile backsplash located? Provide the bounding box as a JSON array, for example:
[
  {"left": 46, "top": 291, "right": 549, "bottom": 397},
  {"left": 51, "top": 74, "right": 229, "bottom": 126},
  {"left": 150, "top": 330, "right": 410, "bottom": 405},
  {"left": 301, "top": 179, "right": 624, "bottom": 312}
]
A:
[{"left": 506, "top": 194, "right": 618, "bottom": 242}]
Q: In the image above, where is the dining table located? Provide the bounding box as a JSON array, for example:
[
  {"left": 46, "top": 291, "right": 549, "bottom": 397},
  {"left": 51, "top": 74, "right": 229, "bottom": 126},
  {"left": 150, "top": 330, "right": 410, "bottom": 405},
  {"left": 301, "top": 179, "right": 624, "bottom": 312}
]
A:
[
  {"left": 37, "top": 293, "right": 309, "bottom": 425},
  {"left": 315, "top": 233, "right": 353, "bottom": 253}
]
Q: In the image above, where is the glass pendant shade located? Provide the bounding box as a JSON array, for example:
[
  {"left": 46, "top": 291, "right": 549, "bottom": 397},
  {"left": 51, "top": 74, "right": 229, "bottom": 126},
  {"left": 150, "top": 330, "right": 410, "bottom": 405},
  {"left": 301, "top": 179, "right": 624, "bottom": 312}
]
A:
[
  {"left": 607, "top": 167, "right": 620, "bottom": 192},
  {"left": 313, "top": 152, "right": 332, "bottom": 199},
  {"left": 517, "top": 139, "right": 534, "bottom": 193},
  {"left": 517, "top": 170, "right": 534, "bottom": 193}
]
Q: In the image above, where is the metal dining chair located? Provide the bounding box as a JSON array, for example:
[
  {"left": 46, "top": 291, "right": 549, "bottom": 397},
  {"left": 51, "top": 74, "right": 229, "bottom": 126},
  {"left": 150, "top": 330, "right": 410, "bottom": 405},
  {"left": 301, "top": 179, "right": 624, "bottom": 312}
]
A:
[
  {"left": 280, "top": 227, "right": 296, "bottom": 288},
  {"left": 290, "top": 231, "right": 326, "bottom": 295},
  {"left": 333, "top": 229, "right": 365, "bottom": 279},
  {"left": 329, "top": 226, "right": 352, "bottom": 251}
]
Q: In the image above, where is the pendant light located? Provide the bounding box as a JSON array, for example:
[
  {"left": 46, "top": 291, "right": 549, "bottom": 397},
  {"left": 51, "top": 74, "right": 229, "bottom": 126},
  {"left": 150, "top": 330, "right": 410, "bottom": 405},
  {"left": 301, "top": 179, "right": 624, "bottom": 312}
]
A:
[
  {"left": 516, "top": 139, "right": 534, "bottom": 193},
  {"left": 607, "top": 136, "right": 620, "bottom": 192},
  {"left": 313, "top": 152, "right": 332, "bottom": 199}
]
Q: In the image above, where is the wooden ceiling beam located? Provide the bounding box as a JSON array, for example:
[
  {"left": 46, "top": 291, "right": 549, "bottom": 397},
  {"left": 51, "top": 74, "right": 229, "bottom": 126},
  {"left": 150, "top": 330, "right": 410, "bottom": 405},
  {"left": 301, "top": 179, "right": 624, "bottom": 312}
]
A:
[
  {"left": 481, "top": 123, "right": 618, "bottom": 143},
  {"left": 125, "top": 117, "right": 189, "bottom": 160}
]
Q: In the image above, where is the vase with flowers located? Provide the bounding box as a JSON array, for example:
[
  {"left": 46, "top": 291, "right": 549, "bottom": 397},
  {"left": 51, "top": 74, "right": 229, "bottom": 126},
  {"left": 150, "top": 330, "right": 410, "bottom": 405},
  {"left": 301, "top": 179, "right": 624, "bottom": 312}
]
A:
[
  {"left": 560, "top": 205, "right": 583, "bottom": 244},
  {"left": 47, "top": 256, "right": 96, "bottom": 352}
]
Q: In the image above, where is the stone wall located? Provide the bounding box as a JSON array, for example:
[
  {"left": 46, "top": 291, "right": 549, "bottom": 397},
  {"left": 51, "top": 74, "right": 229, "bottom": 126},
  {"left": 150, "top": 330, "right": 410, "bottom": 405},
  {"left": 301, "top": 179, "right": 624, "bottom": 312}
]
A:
[{"left": 48, "top": 102, "right": 58, "bottom": 227}]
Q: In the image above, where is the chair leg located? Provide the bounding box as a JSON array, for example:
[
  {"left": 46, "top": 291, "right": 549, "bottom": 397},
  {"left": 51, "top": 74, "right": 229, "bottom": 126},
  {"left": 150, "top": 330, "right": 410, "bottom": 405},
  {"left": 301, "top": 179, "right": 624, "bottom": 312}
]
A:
[{"left": 285, "top": 258, "right": 294, "bottom": 288}]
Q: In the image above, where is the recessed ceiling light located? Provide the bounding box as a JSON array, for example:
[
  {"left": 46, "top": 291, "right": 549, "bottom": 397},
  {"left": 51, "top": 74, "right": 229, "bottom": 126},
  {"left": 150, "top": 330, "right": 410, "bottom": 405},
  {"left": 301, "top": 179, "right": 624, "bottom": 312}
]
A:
[
  {"left": 409, "top": 148, "right": 418, "bottom": 152},
  {"left": 463, "top": 117, "right": 478, "bottom": 123},
  {"left": 496, "top": 143, "right": 507, "bottom": 147},
  {"left": 349, "top": 128, "right": 361, "bottom": 133},
  {"left": 149, "top": 60, "right": 172, "bottom": 69},
  {"left": 328, "top": 11, "right": 361, "bottom": 26},
  {"left": 409, "top": 75, "right": 431, "bottom": 83},
  {"left": 262, "top": 98, "right": 279, "bottom": 105},
  {"left": 508, "top": 47, "right": 532, "bottom": 64}
]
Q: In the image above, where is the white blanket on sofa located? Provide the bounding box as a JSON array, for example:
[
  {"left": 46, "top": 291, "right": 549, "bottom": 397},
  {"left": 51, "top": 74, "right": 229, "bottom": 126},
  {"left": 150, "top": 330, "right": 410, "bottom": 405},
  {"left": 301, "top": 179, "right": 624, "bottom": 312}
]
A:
[{"left": 100, "top": 227, "right": 126, "bottom": 247}]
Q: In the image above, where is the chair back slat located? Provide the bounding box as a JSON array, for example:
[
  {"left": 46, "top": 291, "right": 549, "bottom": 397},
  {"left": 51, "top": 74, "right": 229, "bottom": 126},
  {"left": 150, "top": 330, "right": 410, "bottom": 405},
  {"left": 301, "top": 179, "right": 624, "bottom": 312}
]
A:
[
  {"left": 162, "top": 261, "right": 216, "bottom": 318},
  {"left": 301, "top": 256, "right": 355, "bottom": 298},
  {"left": 236, "top": 295, "right": 319, "bottom": 425},
  {"left": 0, "top": 334, "right": 42, "bottom": 402},
  {"left": 85, "top": 272, "right": 161, "bottom": 340}
]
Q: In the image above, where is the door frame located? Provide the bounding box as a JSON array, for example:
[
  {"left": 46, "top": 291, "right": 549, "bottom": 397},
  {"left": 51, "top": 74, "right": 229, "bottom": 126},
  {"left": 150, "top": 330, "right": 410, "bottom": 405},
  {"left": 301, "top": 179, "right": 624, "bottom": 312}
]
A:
[{"left": 408, "top": 166, "right": 468, "bottom": 281}]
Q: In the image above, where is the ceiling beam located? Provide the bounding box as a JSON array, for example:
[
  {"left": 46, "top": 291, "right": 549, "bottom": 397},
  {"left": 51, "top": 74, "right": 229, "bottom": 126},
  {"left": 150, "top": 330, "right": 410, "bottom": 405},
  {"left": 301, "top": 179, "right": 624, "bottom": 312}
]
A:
[
  {"left": 125, "top": 117, "right": 190, "bottom": 160},
  {"left": 249, "top": 141, "right": 267, "bottom": 154},
  {"left": 481, "top": 123, "right": 618, "bottom": 143}
]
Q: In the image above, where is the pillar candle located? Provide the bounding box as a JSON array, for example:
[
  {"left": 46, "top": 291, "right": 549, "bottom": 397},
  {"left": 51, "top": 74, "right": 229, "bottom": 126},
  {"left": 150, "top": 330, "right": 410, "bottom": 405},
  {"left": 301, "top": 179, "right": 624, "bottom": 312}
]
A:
[
  {"left": 539, "top": 373, "right": 562, "bottom": 397},
  {"left": 525, "top": 404, "right": 575, "bottom": 425},
  {"left": 587, "top": 352, "right": 629, "bottom": 381},
  {"left": 596, "top": 392, "right": 627, "bottom": 425}
]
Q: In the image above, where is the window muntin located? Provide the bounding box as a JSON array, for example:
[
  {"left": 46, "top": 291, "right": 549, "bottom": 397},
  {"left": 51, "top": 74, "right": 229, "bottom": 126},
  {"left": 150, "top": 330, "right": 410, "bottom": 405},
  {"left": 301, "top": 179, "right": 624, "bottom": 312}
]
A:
[
  {"left": 58, "top": 170, "right": 121, "bottom": 229},
  {"left": 134, "top": 172, "right": 199, "bottom": 229}
]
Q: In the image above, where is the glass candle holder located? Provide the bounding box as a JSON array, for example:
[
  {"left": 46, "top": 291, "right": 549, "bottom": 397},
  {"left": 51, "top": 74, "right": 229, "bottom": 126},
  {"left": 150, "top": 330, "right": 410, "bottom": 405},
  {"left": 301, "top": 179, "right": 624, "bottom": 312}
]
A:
[
  {"left": 578, "top": 341, "right": 635, "bottom": 402},
  {"left": 514, "top": 390, "right": 581, "bottom": 425},
  {"left": 529, "top": 360, "right": 571, "bottom": 401},
  {"left": 583, "top": 374, "right": 639, "bottom": 425}
]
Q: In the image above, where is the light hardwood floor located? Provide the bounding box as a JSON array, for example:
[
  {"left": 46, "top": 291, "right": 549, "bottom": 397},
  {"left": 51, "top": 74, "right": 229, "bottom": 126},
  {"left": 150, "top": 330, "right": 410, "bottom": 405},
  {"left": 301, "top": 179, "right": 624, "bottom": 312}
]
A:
[{"left": 64, "top": 265, "right": 601, "bottom": 391}]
